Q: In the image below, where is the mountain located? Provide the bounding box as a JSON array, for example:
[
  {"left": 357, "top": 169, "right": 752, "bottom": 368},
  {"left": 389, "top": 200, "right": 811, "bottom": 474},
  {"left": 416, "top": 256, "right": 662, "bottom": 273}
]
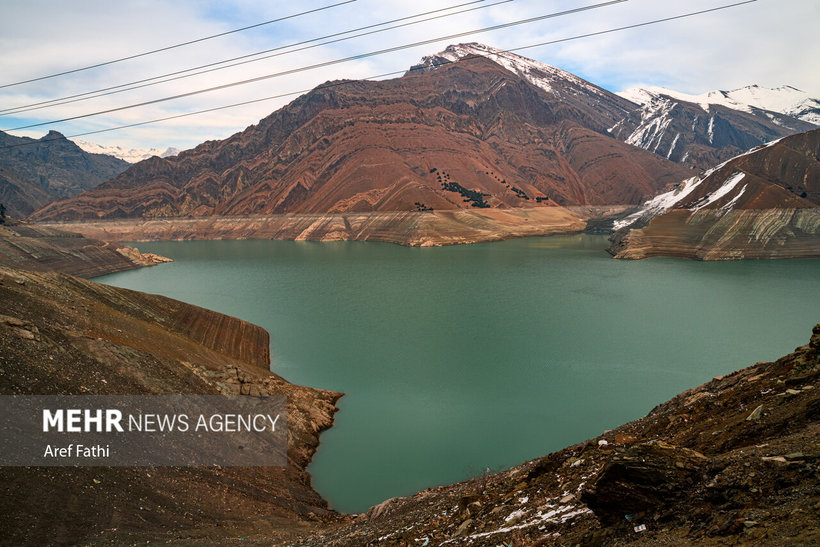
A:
[
  {"left": 72, "top": 139, "right": 180, "bottom": 163},
  {"left": 0, "top": 164, "right": 53, "bottom": 218},
  {"left": 0, "top": 130, "right": 129, "bottom": 198},
  {"left": 31, "top": 43, "right": 692, "bottom": 229},
  {"left": 610, "top": 128, "right": 820, "bottom": 260},
  {"left": 610, "top": 86, "right": 817, "bottom": 171},
  {"left": 718, "top": 84, "right": 820, "bottom": 125}
]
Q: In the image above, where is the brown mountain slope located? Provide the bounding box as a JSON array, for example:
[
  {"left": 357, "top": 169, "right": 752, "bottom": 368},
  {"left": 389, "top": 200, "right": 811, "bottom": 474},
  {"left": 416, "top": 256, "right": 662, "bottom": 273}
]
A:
[
  {"left": 610, "top": 128, "right": 820, "bottom": 260},
  {"left": 31, "top": 54, "right": 692, "bottom": 223},
  {"left": 0, "top": 266, "right": 340, "bottom": 544}
]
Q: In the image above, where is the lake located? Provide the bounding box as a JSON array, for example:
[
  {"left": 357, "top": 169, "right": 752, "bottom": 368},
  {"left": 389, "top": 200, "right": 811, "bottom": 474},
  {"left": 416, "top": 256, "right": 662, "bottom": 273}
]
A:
[{"left": 96, "top": 234, "right": 820, "bottom": 513}]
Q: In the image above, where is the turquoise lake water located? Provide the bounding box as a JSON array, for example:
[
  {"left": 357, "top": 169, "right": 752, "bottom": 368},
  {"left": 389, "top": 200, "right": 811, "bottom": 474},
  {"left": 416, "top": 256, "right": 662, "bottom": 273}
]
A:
[{"left": 96, "top": 235, "right": 820, "bottom": 513}]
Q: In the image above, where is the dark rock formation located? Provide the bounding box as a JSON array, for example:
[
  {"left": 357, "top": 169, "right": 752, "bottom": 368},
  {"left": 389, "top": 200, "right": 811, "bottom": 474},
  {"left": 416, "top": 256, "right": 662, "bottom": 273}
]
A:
[
  {"left": 580, "top": 440, "right": 709, "bottom": 524},
  {"left": 0, "top": 129, "right": 129, "bottom": 215},
  {"left": 0, "top": 164, "right": 53, "bottom": 218}
]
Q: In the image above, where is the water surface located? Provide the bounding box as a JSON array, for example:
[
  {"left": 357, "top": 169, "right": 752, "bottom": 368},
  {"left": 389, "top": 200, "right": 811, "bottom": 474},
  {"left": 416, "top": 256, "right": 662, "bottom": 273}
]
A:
[{"left": 97, "top": 235, "right": 820, "bottom": 512}]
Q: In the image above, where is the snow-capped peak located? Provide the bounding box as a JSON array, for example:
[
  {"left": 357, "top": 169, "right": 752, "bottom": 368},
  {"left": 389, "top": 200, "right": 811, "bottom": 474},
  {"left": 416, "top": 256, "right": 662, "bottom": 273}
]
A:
[
  {"left": 724, "top": 85, "right": 820, "bottom": 125},
  {"left": 617, "top": 84, "right": 820, "bottom": 125},
  {"left": 72, "top": 139, "right": 179, "bottom": 163},
  {"left": 412, "top": 42, "right": 607, "bottom": 98}
]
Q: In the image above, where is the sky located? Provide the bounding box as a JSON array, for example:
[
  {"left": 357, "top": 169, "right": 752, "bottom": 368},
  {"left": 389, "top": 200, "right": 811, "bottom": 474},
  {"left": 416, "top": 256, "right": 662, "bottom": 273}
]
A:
[{"left": 0, "top": 0, "right": 817, "bottom": 151}]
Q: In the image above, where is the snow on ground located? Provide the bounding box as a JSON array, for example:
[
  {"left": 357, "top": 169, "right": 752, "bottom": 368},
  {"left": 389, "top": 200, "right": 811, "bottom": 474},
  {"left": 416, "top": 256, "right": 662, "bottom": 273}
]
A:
[
  {"left": 690, "top": 171, "right": 746, "bottom": 211},
  {"left": 726, "top": 85, "right": 820, "bottom": 125},
  {"left": 613, "top": 176, "right": 703, "bottom": 230}
]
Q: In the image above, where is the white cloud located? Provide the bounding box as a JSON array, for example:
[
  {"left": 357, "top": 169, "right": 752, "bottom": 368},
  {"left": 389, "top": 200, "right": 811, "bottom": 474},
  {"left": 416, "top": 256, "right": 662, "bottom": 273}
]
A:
[{"left": 1, "top": 0, "right": 817, "bottom": 150}]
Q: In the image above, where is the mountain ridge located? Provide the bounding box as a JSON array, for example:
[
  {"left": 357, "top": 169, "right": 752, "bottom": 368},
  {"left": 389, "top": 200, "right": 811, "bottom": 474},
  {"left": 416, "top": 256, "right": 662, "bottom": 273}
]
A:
[
  {"left": 610, "top": 128, "right": 820, "bottom": 260},
  {"left": 0, "top": 130, "right": 130, "bottom": 216},
  {"left": 610, "top": 85, "right": 818, "bottom": 170},
  {"left": 30, "top": 49, "right": 692, "bottom": 228}
]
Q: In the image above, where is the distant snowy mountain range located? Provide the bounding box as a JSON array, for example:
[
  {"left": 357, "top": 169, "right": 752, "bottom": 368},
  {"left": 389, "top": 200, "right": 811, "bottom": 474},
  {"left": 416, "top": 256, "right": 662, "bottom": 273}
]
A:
[
  {"left": 617, "top": 84, "right": 820, "bottom": 126},
  {"left": 72, "top": 140, "right": 179, "bottom": 163},
  {"left": 609, "top": 84, "right": 818, "bottom": 170}
]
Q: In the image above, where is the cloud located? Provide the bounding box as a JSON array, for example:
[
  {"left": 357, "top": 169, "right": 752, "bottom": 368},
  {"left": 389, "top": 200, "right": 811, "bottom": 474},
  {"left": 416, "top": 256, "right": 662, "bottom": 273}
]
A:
[{"left": 1, "top": 0, "right": 817, "bottom": 150}]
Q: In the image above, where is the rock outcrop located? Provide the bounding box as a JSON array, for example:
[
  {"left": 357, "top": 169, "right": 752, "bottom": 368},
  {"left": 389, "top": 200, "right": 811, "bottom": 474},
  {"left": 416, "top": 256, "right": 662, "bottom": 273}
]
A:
[
  {"left": 610, "top": 128, "right": 820, "bottom": 260},
  {"left": 0, "top": 221, "right": 170, "bottom": 278},
  {"left": 0, "top": 267, "right": 341, "bottom": 545},
  {"left": 31, "top": 46, "right": 691, "bottom": 224}
]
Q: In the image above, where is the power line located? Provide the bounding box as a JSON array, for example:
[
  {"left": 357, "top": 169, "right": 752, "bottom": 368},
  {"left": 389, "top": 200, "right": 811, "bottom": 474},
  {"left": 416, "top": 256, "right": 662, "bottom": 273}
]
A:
[
  {"left": 0, "top": 0, "right": 760, "bottom": 151},
  {"left": 3, "top": 0, "right": 628, "bottom": 132},
  {"left": 0, "top": 0, "right": 504, "bottom": 117},
  {"left": 0, "top": 1, "right": 357, "bottom": 89}
]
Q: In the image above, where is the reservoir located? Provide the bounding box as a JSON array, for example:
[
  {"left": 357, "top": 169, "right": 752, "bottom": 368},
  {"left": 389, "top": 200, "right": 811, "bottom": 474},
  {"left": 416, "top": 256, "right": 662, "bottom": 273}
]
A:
[{"left": 96, "top": 234, "right": 820, "bottom": 513}]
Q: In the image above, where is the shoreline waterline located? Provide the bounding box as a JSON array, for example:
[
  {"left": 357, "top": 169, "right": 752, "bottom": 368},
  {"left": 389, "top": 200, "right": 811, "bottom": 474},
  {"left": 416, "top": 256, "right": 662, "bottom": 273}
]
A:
[{"left": 96, "top": 235, "right": 820, "bottom": 512}]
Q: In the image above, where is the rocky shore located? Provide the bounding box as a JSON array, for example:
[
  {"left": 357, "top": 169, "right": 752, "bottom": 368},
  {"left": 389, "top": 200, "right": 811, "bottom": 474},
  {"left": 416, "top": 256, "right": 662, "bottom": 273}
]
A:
[
  {"left": 0, "top": 267, "right": 341, "bottom": 544},
  {"left": 609, "top": 208, "right": 820, "bottom": 260},
  {"left": 0, "top": 220, "right": 171, "bottom": 278}
]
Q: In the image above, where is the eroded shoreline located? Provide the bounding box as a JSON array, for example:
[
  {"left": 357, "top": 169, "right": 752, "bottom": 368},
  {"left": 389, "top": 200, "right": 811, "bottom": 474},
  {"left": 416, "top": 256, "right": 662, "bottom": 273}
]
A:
[{"left": 36, "top": 207, "right": 626, "bottom": 247}]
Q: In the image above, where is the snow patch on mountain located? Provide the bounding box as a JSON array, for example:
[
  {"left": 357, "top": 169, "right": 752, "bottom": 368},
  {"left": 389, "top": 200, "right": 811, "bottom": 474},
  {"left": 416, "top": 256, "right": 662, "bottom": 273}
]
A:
[
  {"left": 618, "top": 85, "right": 820, "bottom": 125},
  {"left": 690, "top": 171, "right": 746, "bottom": 211},
  {"left": 413, "top": 43, "right": 607, "bottom": 99},
  {"left": 620, "top": 95, "right": 676, "bottom": 152},
  {"left": 72, "top": 140, "right": 180, "bottom": 163},
  {"left": 614, "top": 137, "right": 787, "bottom": 231},
  {"left": 726, "top": 85, "right": 820, "bottom": 125}
]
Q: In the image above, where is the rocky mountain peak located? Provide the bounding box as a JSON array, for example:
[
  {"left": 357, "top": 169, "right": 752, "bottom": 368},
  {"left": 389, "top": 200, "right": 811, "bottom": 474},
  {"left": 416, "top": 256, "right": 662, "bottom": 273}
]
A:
[
  {"left": 42, "top": 130, "right": 66, "bottom": 141},
  {"left": 411, "top": 42, "right": 619, "bottom": 103}
]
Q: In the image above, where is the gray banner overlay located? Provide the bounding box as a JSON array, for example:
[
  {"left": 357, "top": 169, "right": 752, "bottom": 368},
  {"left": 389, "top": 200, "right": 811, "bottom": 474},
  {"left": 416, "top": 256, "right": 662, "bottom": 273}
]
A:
[{"left": 0, "top": 395, "right": 286, "bottom": 466}]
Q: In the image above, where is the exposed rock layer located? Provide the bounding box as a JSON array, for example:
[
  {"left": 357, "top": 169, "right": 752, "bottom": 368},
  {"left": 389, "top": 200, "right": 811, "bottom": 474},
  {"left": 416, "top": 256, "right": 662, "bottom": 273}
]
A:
[
  {"left": 0, "top": 267, "right": 341, "bottom": 544},
  {"left": 0, "top": 221, "right": 170, "bottom": 278},
  {"left": 35, "top": 207, "right": 605, "bottom": 247},
  {"left": 611, "top": 208, "right": 820, "bottom": 260}
]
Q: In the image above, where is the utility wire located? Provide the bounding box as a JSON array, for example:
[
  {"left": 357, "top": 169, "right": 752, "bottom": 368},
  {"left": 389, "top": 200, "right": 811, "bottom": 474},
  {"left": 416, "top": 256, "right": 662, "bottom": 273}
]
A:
[
  {"left": 0, "top": 0, "right": 504, "bottom": 117},
  {"left": 3, "top": 0, "right": 628, "bottom": 132},
  {"left": 0, "top": 1, "right": 357, "bottom": 89},
  {"left": 1, "top": 0, "right": 759, "bottom": 150}
]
